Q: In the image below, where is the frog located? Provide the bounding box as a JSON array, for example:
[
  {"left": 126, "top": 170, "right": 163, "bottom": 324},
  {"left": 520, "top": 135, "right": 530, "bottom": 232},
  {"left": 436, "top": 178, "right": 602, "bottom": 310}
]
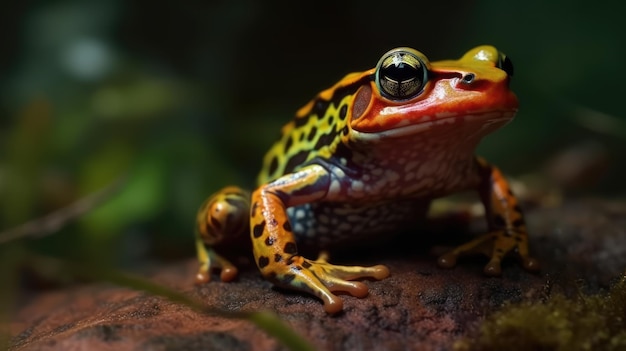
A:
[{"left": 194, "top": 45, "right": 540, "bottom": 314}]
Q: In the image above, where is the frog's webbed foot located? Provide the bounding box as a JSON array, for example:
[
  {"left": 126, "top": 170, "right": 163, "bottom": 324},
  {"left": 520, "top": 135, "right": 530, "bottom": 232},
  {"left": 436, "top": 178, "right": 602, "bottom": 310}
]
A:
[
  {"left": 437, "top": 229, "right": 540, "bottom": 276},
  {"left": 195, "top": 186, "right": 250, "bottom": 284},
  {"left": 267, "top": 252, "right": 389, "bottom": 314},
  {"left": 442, "top": 158, "right": 541, "bottom": 276}
]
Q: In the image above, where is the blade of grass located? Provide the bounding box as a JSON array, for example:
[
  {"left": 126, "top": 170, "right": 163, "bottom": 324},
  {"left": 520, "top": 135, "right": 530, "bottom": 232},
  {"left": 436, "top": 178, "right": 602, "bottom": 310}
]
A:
[{"left": 28, "top": 254, "right": 315, "bottom": 351}]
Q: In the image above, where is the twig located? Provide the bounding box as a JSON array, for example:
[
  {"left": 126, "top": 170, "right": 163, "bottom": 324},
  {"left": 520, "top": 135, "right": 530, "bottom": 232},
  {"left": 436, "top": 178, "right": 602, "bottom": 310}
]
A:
[{"left": 0, "top": 176, "right": 126, "bottom": 244}]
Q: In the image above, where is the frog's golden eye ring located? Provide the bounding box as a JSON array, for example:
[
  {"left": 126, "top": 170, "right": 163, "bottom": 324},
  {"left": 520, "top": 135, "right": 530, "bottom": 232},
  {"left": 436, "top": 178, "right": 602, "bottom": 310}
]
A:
[
  {"left": 375, "top": 48, "right": 429, "bottom": 101},
  {"left": 497, "top": 52, "right": 514, "bottom": 77}
]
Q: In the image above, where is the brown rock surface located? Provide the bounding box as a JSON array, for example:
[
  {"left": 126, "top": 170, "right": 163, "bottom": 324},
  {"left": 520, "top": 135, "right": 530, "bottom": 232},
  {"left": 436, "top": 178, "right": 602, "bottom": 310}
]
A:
[{"left": 9, "top": 199, "right": 626, "bottom": 350}]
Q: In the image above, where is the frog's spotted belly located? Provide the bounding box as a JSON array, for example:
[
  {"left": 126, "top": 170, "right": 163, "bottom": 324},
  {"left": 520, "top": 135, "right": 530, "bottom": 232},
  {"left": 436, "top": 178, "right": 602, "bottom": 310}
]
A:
[{"left": 287, "top": 200, "right": 429, "bottom": 247}]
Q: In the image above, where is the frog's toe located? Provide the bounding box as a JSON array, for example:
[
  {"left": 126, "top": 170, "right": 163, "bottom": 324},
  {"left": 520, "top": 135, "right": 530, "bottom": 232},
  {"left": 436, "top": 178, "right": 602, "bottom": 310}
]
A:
[
  {"left": 218, "top": 265, "right": 238, "bottom": 282},
  {"left": 438, "top": 246, "right": 506, "bottom": 276},
  {"left": 519, "top": 255, "right": 541, "bottom": 273},
  {"left": 483, "top": 251, "right": 540, "bottom": 276},
  {"left": 195, "top": 263, "right": 238, "bottom": 284},
  {"left": 437, "top": 230, "right": 540, "bottom": 275},
  {"left": 306, "top": 258, "right": 389, "bottom": 308},
  {"left": 339, "top": 281, "right": 369, "bottom": 298},
  {"left": 322, "top": 295, "right": 344, "bottom": 314},
  {"left": 195, "top": 248, "right": 238, "bottom": 284},
  {"left": 314, "top": 263, "right": 390, "bottom": 297},
  {"left": 484, "top": 257, "right": 503, "bottom": 276},
  {"left": 316, "top": 260, "right": 391, "bottom": 282},
  {"left": 372, "top": 265, "right": 391, "bottom": 279},
  {"left": 267, "top": 255, "right": 390, "bottom": 313},
  {"left": 195, "top": 271, "right": 211, "bottom": 284},
  {"left": 320, "top": 263, "right": 389, "bottom": 314},
  {"left": 437, "top": 252, "right": 458, "bottom": 269}
]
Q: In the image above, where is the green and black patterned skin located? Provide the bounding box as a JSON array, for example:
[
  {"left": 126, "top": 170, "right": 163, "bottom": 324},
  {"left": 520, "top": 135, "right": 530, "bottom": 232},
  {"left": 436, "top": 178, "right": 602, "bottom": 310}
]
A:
[{"left": 195, "top": 46, "right": 539, "bottom": 313}]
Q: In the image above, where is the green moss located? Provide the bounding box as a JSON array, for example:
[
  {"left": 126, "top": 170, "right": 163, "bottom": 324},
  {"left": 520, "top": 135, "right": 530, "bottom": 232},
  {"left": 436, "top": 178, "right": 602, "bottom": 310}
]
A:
[{"left": 457, "top": 275, "right": 626, "bottom": 351}]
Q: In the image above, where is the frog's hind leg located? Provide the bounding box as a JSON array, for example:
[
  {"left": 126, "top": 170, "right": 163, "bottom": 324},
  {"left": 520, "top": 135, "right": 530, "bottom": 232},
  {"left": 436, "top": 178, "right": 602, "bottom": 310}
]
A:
[
  {"left": 437, "top": 158, "right": 540, "bottom": 275},
  {"left": 195, "top": 186, "right": 250, "bottom": 283}
]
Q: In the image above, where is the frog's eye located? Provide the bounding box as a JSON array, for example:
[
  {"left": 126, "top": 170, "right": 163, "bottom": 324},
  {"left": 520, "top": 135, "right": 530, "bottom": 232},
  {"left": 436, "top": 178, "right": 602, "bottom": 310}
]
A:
[
  {"left": 497, "top": 53, "right": 514, "bottom": 77},
  {"left": 375, "top": 48, "right": 428, "bottom": 100}
]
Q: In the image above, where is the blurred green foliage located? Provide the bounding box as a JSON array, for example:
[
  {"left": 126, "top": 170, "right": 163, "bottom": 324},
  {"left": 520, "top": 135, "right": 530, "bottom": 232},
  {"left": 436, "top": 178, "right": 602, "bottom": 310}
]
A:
[{"left": 0, "top": 0, "right": 624, "bottom": 273}]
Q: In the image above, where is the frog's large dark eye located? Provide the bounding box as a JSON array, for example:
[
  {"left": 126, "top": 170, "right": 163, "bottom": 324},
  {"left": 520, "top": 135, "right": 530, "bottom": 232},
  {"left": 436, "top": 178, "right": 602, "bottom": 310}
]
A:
[
  {"left": 375, "top": 48, "right": 428, "bottom": 100},
  {"left": 497, "top": 53, "right": 514, "bottom": 77}
]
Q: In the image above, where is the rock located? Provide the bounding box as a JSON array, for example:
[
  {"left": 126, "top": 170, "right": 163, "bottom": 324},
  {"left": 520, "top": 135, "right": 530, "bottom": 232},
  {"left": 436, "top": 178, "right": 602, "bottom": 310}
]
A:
[{"left": 9, "top": 199, "right": 626, "bottom": 350}]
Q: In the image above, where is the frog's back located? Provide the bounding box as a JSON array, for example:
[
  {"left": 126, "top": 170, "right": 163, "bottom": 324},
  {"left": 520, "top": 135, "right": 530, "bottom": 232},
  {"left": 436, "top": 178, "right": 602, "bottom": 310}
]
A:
[{"left": 257, "top": 72, "right": 371, "bottom": 185}]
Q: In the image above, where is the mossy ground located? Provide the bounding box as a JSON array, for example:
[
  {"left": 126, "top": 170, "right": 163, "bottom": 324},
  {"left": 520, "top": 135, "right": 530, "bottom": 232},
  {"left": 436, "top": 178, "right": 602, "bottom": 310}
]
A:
[{"left": 457, "top": 275, "right": 626, "bottom": 351}]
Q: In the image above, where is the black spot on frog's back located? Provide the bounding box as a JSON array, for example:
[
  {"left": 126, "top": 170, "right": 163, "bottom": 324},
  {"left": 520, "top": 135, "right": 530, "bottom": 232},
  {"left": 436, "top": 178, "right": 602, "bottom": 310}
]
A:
[
  {"left": 314, "top": 130, "right": 339, "bottom": 150},
  {"left": 314, "top": 100, "right": 330, "bottom": 117},
  {"left": 284, "top": 150, "right": 310, "bottom": 174},
  {"left": 284, "top": 136, "right": 294, "bottom": 152},
  {"left": 339, "top": 104, "right": 348, "bottom": 120},
  {"left": 307, "top": 126, "right": 318, "bottom": 142},
  {"left": 294, "top": 114, "right": 312, "bottom": 128},
  {"left": 267, "top": 157, "right": 279, "bottom": 177}
]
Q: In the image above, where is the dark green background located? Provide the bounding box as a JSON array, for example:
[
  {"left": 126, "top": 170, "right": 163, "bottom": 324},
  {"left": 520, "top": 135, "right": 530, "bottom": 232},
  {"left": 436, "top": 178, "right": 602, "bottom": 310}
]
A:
[{"left": 1, "top": 0, "right": 624, "bottom": 265}]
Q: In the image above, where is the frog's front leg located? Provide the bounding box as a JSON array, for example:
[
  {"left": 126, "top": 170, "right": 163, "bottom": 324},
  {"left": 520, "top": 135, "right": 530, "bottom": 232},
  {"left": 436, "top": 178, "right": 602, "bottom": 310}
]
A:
[
  {"left": 250, "top": 164, "right": 390, "bottom": 314},
  {"left": 195, "top": 186, "right": 250, "bottom": 283},
  {"left": 438, "top": 158, "right": 540, "bottom": 275}
]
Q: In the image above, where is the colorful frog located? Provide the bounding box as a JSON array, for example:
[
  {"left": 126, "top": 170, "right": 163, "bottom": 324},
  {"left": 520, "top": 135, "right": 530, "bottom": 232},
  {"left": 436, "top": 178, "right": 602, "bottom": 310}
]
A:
[{"left": 194, "top": 46, "right": 539, "bottom": 314}]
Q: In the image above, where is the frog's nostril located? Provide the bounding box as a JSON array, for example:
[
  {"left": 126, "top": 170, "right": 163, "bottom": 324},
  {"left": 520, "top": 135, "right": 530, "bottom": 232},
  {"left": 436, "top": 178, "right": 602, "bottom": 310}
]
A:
[{"left": 461, "top": 73, "right": 475, "bottom": 84}]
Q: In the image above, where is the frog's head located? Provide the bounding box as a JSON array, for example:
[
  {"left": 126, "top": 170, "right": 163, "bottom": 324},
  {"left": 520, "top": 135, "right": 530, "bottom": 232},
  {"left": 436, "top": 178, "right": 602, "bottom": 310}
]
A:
[{"left": 347, "top": 46, "right": 518, "bottom": 142}]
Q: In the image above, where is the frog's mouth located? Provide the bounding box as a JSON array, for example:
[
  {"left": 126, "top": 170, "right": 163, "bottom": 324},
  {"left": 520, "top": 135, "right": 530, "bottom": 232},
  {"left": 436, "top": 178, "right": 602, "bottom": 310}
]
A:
[{"left": 351, "top": 109, "right": 517, "bottom": 142}]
